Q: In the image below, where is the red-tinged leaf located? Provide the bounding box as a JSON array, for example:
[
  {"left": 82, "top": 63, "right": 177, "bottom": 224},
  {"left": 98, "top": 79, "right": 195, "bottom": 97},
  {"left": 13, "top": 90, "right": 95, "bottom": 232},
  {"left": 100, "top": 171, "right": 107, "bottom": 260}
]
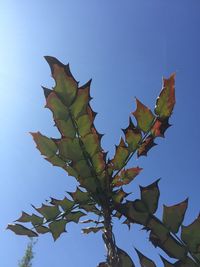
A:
[
  {"left": 181, "top": 215, "right": 200, "bottom": 253},
  {"left": 31, "top": 132, "right": 58, "bottom": 158},
  {"left": 7, "top": 224, "right": 38, "bottom": 237},
  {"left": 140, "top": 179, "right": 160, "bottom": 214},
  {"left": 151, "top": 118, "right": 171, "bottom": 137},
  {"left": 137, "top": 135, "right": 156, "bottom": 157},
  {"left": 82, "top": 226, "right": 104, "bottom": 234},
  {"left": 45, "top": 91, "right": 69, "bottom": 120},
  {"left": 112, "top": 167, "right": 142, "bottom": 187},
  {"left": 82, "top": 133, "right": 101, "bottom": 157},
  {"left": 49, "top": 219, "right": 67, "bottom": 241},
  {"left": 123, "top": 118, "right": 142, "bottom": 152},
  {"left": 163, "top": 198, "right": 188, "bottom": 233},
  {"left": 112, "top": 138, "right": 130, "bottom": 170},
  {"left": 44, "top": 56, "right": 78, "bottom": 106},
  {"left": 155, "top": 74, "right": 175, "bottom": 119},
  {"left": 92, "top": 152, "right": 106, "bottom": 174},
  {"left": 132, "top": 99, "right": 155, "bottom": 133},
  {"left": 135, "top": 249, "right": 156, "bottom": 267}
]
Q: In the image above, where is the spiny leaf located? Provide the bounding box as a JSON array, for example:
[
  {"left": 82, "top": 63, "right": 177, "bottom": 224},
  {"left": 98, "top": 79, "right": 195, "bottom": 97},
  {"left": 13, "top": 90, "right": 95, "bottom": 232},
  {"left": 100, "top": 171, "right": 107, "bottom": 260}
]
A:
[
  {"left": 49, "top": 219, "right": 67, "bottom": 241},
  {"left": 155, "top": 74, "right": 175, "bottom": 119},
  {"left": 31, "top": 132, "right": 57, "bottom": 158},
  {"left": 181, "top": 215, "right": 200, "bottom": 253},
  {"left": 112, "top": 167, "right": 142, "bottom": 187},
  {"left": 30, "top": 214, "right": 43, "bottom": 226},
  {"left": 45, "top": 91, "right": 69, "bottom": 120},
  {"left": 135, "top": 249, "right": 156, "bottom": 267},
  {"left": 57, "top": 138, "right": 84, "bottom": 162},
  {"left": 163, "top": 198, "right": 188, "bottom": 233},
  {"left": 7, "top": 224, "right": 38, "bottom": 237},
  {"left": 33, "top": 204, "right": 60, "bottom": 221},
  {"left": 111, "top": 138, "right": 129, "bottom": 170},
  {"left": 77, "top": 114, "right": 93, "bottom": 137},
  {"left": 140, "top": 179, "right": 160, "bottom": 214},
  {"left": 160, "top": 256, "right": 174, "bottom": 267},
  {"left": 16, "top": 212, "right": 32, "bottom": 223},
  {"left": 123, "top": 118, "right": 142, "bottom": 152},
  {"left": 82, "top": 226, "right": 104, "bottom": 234},
  {"left": 137, "top": 135, "right": 156, "bottom": 157},
  {"left": 65, "top": 211, "right": 86, "bottom": 223},
  {"left": 118, "top": 248, "right": 135, "bottom": 267},
  {"left": 45, "top": 154, "right": 66, "bottom": 168},
  {"left": 44, "top": 56, "right": 78, "bottom": 106},
  {"left": 132, "top": 99, "right": 155, "bottom": 133},
  {"left": 70, "top": 80, "right": 91, "bottom": 119}
]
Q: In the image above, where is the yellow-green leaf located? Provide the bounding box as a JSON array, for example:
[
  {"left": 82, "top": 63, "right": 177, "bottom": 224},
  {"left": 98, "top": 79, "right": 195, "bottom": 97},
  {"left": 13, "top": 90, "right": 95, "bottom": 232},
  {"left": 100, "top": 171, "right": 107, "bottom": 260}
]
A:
[
  {"left": 155, "top": 74, "right": 175, "bottom": 119},
  {"left": 45, "top": 56, "right": 78, "bottom": 106},
  {"left": 132, "top": 99, "right": 155, "bottom": 132},
  {"left": 49, "top": 219, "right": 67, "bottom": 241},
  {"left": 112, "top": 167, "right": 142, "bottom": 187}
]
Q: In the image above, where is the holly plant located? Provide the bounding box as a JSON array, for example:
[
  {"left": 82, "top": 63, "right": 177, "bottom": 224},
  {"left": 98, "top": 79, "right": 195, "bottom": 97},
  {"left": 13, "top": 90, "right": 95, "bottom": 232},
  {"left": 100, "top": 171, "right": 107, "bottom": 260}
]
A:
[{"left": 8, "top": 57, "right": 200, "bottom": 267}]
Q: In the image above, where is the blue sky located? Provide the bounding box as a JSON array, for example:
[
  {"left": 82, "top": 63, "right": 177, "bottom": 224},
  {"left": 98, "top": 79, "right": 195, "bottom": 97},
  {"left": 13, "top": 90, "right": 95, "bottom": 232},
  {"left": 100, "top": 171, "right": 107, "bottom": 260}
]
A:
[{"left": 0, "top": 0, "right": 200, "bottom": 266}]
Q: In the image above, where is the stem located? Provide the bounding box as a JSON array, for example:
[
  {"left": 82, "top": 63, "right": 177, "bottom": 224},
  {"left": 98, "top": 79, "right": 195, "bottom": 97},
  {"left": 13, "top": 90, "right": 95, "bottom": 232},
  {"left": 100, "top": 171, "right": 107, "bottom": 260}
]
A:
[{"left": 102, "top": 203, "right": 119, "bottom": 267}]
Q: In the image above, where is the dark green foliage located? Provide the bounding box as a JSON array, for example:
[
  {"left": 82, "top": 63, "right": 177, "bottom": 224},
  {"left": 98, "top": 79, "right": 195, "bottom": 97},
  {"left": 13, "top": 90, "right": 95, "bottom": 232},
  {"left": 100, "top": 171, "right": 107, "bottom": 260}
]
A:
[{"left": 8, "top": 57, "right": 200, "bottom": 266}]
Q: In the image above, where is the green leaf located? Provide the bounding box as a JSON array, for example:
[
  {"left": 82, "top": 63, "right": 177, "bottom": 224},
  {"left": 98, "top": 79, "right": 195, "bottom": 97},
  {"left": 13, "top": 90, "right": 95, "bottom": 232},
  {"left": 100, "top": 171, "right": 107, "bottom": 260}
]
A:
[
  {"left": 69, "top": 187, "right": 90, "bottom": 204},
  {"left": 132, "top": 99, "right": 155, "bottom": 132},
  {"left": 30, "top": 214, "right": 43, "bottom": 226},
  {"left": 49, "top": 219, "right": 67, "bottom": 241},
  {"left": 112, "top": 188, "right": 129, "bottom": 203},
  {"left": 91, "top": 152, "right": 105, "bottom": 174},
  {"left": 45, "top": 154, "right": 66, "bottom": 167},
  {"left": 163, "top": 198, "right": 188, "bottom": 233},
  {"left": 65, "top": 211, "right": 86, "bottom": 223},
  {"left": 123, "top": 118, "right": 142, "bottom": 152},
  {"left": 155, "top": 74, "right": 175, "bottom": 119},
  {"left": 77, "top": 114, "right": 93, "bottom": 136},
  {"left": 31, "top": 132, "right": 58, "bottom": 158},
  {"left": 135, "top": 249, "right": 156, "bottom": 267},
  {"left": 45, "top": 91, "right": 69, "bottom": 120},
  {"left": 50, "top": 197, "right": 74, "bottom": 211},
  {"left": 58, "top": 138, "right": 84, "bottom": 161},
  {"left": 112, "top": 138, "right": 129, "bottom": 170},
  {"left": 137, "top": 135, "right": 156, "bottom": 157},
  {"left": 70, "top": 81, "right": 91, "bottom": 118},
  {"left": 45, "top": 56, "right": 78, "bottom": 106},
  {"left": 140, "top": 180, "right": 160, "bottom": 214},
  {"left": 174, "top": 258, "right": 199, "bottom": 267},
  {"left": 16, "top": 212, "right": 32, "bottom": 223},
  {"left": 181, "top": 215, "right": 200, "bottom": 253},
  {"left": 34, "top": 225, "right": 49, "bottom": 234},
  {"left": 118, "top": 248, "right": 135, "bottom": 267},
  {"left": 7, "top": 224, "right": 38, "bottom": 237},
  {"left": 160, "top": 256, "right": 174, "bottom": 267},
  {"left": 82, "top": 133, "right": 100, "bottom": 157},
  {"left": 112, "top": 167, "right": 142, "bottom": 187},
  {"left": 55, "top": 118, "right": 76, "bottom": 138},
  {"left": 82, "top": 226, "right": 104, "bottom": 234},
  {"left": 33, "top": 204, "right": 60, "bottom": 221},
  {"left": 73, "top": 159, "right": 92, "bottom": 178}
]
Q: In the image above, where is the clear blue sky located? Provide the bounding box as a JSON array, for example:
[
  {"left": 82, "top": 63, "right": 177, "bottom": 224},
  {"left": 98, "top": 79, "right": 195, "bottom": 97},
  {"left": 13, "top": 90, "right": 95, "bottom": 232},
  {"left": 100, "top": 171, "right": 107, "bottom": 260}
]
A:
[{"left": 0, "top": 1, "right": 200, "bottom": 266}]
